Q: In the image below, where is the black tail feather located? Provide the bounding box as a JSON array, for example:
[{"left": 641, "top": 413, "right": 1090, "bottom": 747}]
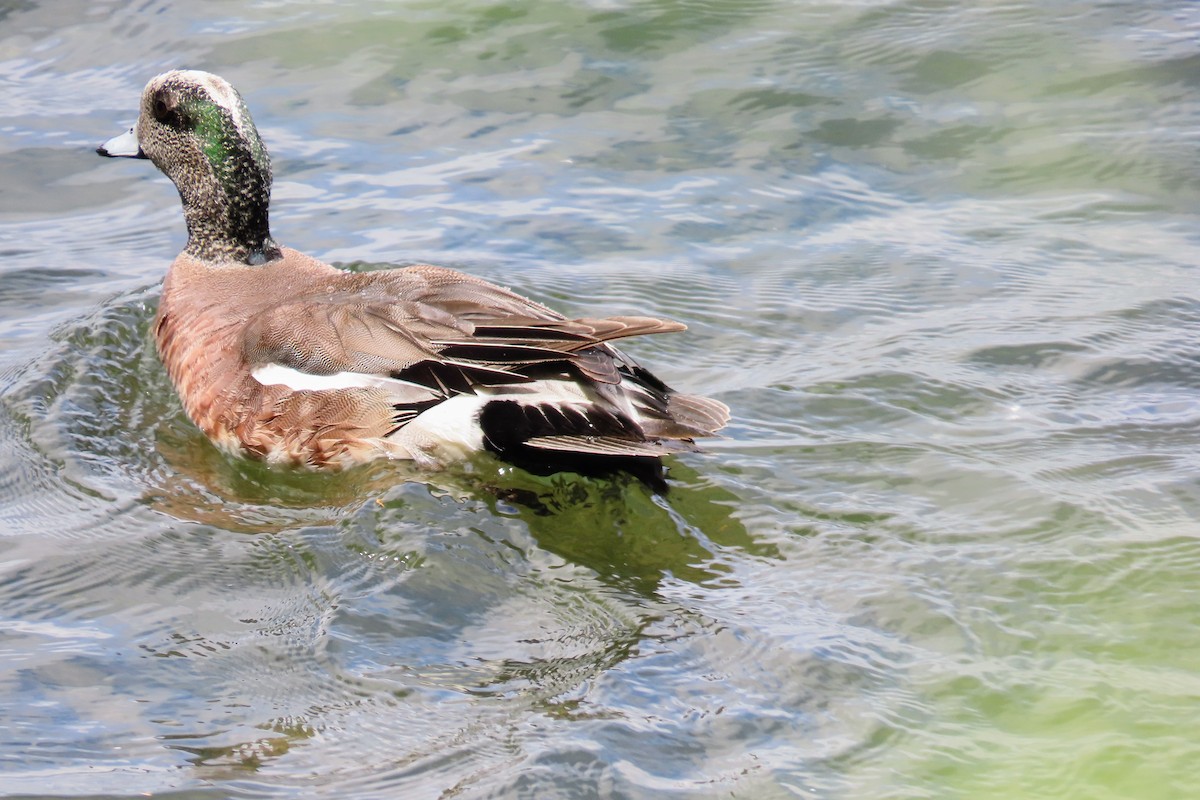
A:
[{"left": 478, "top": 399, "right": 669, "bottom": 490}]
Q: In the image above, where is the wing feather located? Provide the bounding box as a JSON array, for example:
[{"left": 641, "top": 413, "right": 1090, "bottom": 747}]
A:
[{"left": 240, "top": 269, "right": 690, "bottom": 399}]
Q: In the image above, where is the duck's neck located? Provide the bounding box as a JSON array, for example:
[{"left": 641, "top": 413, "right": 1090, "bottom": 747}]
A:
[
  {"left": 182, "top": 193, "right": 281, "bottom": 264},
  {"left": 178, "top": 149, "right": 281, "bottom": 265}
]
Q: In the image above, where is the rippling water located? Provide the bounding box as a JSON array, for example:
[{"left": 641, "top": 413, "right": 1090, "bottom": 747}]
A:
[{"left": 2, "top": 1, "right": 1199, "bottom": 798}]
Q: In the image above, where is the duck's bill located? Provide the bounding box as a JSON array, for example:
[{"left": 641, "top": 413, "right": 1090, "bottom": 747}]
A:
[{"left": 96, "top": 127, "right": 146, "bottom": 159}]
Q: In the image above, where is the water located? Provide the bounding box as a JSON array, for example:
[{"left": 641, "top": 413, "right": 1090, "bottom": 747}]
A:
[{"left": 2, "top": 1, "right": 1198, "bottom": 797}]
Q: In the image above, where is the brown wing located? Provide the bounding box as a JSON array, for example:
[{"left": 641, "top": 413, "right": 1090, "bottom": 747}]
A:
[{"left": 240, "top": 264, "right": 688, "bottom": 394}]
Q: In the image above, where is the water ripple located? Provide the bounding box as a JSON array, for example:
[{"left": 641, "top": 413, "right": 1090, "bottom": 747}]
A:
[{"left": 3, "top": 0, "right": 1200, "bottom": 796}]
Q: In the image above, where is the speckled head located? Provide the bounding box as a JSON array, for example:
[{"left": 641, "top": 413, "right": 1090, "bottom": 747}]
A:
[{"left": 99, "top": 70, "right": 280, "bottom": 265}]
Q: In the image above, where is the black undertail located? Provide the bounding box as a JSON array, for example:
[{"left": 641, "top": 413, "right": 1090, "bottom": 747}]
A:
[{"left": 478, "top": 400, "right": 669, "bottom": 490}]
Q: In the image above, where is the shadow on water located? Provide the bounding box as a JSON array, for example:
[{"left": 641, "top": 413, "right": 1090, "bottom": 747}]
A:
[{"left": 469, "top": 459, "right": 775, "bottom": 594}]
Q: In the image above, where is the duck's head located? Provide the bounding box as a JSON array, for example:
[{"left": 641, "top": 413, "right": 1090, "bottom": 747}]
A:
[{"left": 99, "top": 70, "right": 281, "bottom": 265}]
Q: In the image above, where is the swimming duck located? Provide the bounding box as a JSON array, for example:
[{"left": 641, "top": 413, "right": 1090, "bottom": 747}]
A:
[{"left": 98, "top": 70, "right": 728, "bottom": 479}]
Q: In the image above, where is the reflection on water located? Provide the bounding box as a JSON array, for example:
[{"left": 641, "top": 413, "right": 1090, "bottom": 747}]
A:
[{"left": 2, "top": 0, "right": 1200, "bottom": 798}]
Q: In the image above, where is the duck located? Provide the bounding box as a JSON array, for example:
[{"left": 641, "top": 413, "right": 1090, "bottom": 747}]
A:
[{"left": 97, "top": 69, "right": 728, "bottom": 482}]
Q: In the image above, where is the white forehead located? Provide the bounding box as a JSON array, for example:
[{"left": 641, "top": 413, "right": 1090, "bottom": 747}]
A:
[{"left": 184, "top": 71, "right": 240, "bottom": 109}]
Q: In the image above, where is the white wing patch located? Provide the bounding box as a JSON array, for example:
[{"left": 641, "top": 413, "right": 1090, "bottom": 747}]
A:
[{"left": 251, "top": 363, "right": 434, "bottom": 402}]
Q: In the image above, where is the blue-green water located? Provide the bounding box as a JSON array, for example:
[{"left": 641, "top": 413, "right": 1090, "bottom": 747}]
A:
[{"left": 2, "top": 1, "right": 1199, "bottom": 797}]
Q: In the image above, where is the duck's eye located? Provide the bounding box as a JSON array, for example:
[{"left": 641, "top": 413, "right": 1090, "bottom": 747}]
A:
[
  {"left": 152, "top": 97, "right": 170, "bottom": 122},
  {"left": 151, "top": 94, "right": 187, "bottom": 128}
]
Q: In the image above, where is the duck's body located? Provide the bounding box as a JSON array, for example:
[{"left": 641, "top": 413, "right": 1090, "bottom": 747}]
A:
[
  {"left": 100, "top": 70, "right": 728, "bottom": 477},
  {"left": 154, "top": 245, "right": 724, "bottom": 471}
]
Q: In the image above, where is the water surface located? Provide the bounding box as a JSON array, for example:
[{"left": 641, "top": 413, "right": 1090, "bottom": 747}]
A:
[{"left": 1, "top": 1, "right": 1199, "bottom": 798}]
